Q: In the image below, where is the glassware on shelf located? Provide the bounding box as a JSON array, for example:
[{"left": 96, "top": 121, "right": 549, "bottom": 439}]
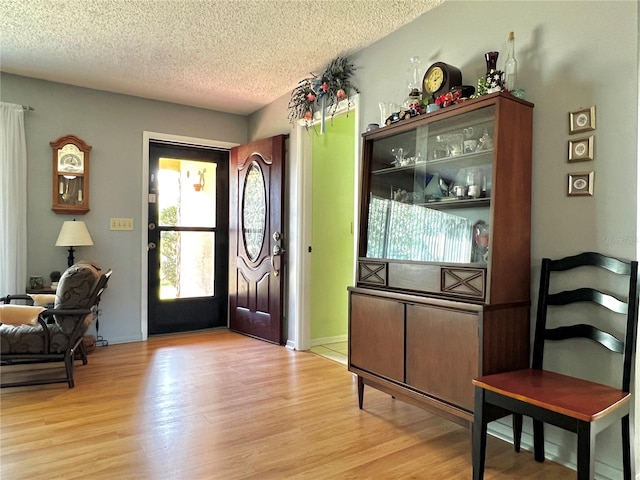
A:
[
  {"left": 403, "top": 56, "right": 423, "bottom": 112},
  {"left": 463, "top": 127, "right": 475, "bottom": 139},
  {"left": 466, "top": 169, "right": 482, "bottom": 198},
  {"left": 464, "top": 140, "right": 479, "bottom": 153},
  {"left": 452, "top": 185, "right": 468, "bottom": 199},
  {"left": 379, "top": 102, "right": 399, "bottom": 126},
  {"left": 391, "top": 147, "right": 404, "bottom": 167},
  {"left": 477, "top": 129, "right": 494, "bottom": 150},
  {"left": 466, "top": 169, "right": 481, "bottom": 187},
  {"left": 438, "top": 175, "right": 451, "bottom": 197},
  {"left": 473, "top": 222, "right": 490, "bottom": 263},
  {"left": 424, "top": 172, "right": 444, "bottom": 199},
  {"left": 407, "top": 56, "right": 422, "bottom": 93}
]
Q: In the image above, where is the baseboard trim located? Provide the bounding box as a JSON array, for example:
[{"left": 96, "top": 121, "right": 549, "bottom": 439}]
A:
[
  {"left": 309, "top": 335, "right": 347, "bottom": 347},
  {"left": 97, "top": 334, "right": 142, "bottom": 345}
]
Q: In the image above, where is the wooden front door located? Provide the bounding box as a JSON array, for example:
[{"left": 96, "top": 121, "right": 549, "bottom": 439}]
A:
[{"left": 229, "top": 135, "right": 286, "bottom": 344}]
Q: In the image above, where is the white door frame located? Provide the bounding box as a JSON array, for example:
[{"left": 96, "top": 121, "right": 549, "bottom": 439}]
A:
[
  {"left": 288, "top": 96, "right": 361, "bottom": 351},
  {"left": 140, "top": 131, "right": 238, "bottom": 341}
]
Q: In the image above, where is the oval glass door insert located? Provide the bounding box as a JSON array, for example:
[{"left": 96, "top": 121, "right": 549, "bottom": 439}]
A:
[{"left": 242, "top": 161, "right": 266, "bottom": 261}]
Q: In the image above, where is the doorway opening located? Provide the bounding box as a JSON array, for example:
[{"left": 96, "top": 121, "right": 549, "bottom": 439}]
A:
[
  {"left": 310, "top": 113, "right": 356, "bottom": 351},
  {"left": 292, "top": 97, "right": 360, "bottom": 352}
]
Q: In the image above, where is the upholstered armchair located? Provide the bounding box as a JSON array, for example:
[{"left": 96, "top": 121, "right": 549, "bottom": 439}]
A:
[{"left": 0, "top": 261, "right": 111, "bottom": 388}]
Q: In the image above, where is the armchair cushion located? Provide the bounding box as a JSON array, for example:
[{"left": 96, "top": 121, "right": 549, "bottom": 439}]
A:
[
  {"left": 51, "top": 261, "right": 101, "bottom": 351},
  {"left": 0, "top": 323, "right": 46, "bottom": 354},
  {"left": 0, "top": 305, "right": 45, "bottom": 326}
]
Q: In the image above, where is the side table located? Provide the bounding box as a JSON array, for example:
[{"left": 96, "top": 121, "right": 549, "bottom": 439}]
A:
[
  {"left": 26, "top": 288, "right": 56, "bottom": 307},
  {"left": 26, "top": 288, "right": 56, "bottom": 295}
]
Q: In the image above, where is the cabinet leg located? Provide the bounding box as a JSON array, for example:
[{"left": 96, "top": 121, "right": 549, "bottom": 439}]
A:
[{"left": 357, "top": 375, "right": 364, "bottom": 409}]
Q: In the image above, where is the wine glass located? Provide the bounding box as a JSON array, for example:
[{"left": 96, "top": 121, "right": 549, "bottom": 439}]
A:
[{"left": 391, "top": 147, "right": 404, "bottom": 167}]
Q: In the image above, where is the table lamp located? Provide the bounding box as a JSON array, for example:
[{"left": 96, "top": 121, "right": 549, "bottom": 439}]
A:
[{"left": 55, "top": 220, "right": 94, "bottom": 267}]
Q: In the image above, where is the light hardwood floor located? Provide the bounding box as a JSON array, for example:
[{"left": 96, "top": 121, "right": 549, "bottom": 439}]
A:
[{"left": 1, "top": 330, "right": 573, "bottom": 479}]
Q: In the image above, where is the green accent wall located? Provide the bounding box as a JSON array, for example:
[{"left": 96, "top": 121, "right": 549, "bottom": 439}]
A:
[{"left": 310, "top": 113, "right": 355, "bottom": 340}]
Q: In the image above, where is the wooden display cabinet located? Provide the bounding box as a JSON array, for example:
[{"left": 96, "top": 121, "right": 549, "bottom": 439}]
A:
[
  {"left": 51, "top": 134, "right": 92, "bottom": 215},
  {"left": 348, "top": 92, "right": 534, "bottom": 428}
]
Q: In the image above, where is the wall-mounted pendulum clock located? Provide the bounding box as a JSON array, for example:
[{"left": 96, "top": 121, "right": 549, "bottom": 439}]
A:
[{"left": 51, "top": 134, "right": 92, "bottom": 214}]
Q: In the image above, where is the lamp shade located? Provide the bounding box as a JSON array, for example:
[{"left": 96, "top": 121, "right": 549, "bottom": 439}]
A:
[{"left": 55, "top": 220, "right": 94, "bottom": 247}]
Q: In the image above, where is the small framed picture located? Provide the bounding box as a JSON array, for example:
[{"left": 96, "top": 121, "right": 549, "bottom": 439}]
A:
[
  {"left": 568, "top": 136, "right": 594, "bottom": 162},
  {"left": 569, "top": 106, "right": 596, "bottom": 134},
  {"left": 567, "top": 171, "right": 594, "bottom": 196}
]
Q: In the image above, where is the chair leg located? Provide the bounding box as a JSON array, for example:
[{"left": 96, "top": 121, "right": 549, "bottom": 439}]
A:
[
  {"left": 622, "top": 415, "right": 632, "bottom": 480},
  {"left": 533, "top": 419, "right": 545, "bottom": 463},
  {"left": 512, "top": 413, "right": 523, "bottom": 452},
  {"left": 472, "top": 387, "right": 488, "bottom": 480},
  {"left": 576, "top": 421, "right": 595, "bottom": 480},
  {"left": 77, "top": 340, "right": 88, "bottom": 365},
  {"left": 64, "top": 353, "right": 75, "bottom": 388}
]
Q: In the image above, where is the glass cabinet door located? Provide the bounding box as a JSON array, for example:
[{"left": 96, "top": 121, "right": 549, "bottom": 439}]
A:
[{"left": 364, "top": 105, "right": 495, "bottom": 266}]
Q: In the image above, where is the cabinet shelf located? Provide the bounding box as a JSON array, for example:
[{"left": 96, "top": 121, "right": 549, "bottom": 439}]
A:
[
  {"left": 420, "top": 197, "right": 490, "bottom": 210},
  {"left": 372, "top": 149, "right": 494, "bottom": 176}
]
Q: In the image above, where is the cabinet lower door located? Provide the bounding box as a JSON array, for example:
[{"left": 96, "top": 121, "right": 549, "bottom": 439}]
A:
[
  {"left": 405, "top": 304, "right": 479, "bottom": 411},
  {"left": 349, "top": 293, "right": 404, "bottom": 382}
]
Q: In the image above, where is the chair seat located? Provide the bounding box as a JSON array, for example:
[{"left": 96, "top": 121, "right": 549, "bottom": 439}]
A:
[{"left": 473, "top": 369, "right": 630, "bottom": 422}]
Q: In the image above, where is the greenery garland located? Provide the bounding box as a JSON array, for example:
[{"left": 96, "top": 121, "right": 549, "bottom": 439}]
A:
[{"left": 288, "top": 56, "right": 359, "bottom": 127}]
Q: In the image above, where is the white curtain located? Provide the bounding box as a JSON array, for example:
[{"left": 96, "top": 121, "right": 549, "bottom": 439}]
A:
[{"left": 0, "top": 102, "right": 28, "bottom": 295}]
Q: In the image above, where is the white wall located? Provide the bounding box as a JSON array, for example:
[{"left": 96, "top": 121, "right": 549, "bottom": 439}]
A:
[
  {"left": 250, "top": 1, "right": 639, "bottom": 477},
  {"left": 1, "top": 73, "right": 249, "bottom": 344}
]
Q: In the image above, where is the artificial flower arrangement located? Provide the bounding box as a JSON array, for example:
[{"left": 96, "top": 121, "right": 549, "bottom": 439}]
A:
[
  {"left": 287, "top": 56, "right": 359, "bottom": 131},
  {"left": 470, "top": 75, "right": 524, "bottom": 99}
]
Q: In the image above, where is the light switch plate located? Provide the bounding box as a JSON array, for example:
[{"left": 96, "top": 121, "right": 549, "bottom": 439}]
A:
[{"left": 110, "top": 217, "right": 134, "bottom": 230}]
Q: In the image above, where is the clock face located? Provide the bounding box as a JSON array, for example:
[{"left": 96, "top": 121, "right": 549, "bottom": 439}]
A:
[
  {"left": 61, "top": 154, "right": 81, "bottom": 171},
  {"left": 57, "top": 145, "right": 84, "bottom": 173},
  {"left": 424, "top": 66, "right": 444, "bottom": 94}
]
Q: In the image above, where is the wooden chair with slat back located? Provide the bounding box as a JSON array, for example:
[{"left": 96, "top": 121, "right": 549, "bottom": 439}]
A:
[{"left": 472, "top": 252, "right": 638, "bottom": 480}]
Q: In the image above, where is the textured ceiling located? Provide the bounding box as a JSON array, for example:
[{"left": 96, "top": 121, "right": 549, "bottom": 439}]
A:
[{"left": 0, "top": 0, "right": 444, "bottom": 115}]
